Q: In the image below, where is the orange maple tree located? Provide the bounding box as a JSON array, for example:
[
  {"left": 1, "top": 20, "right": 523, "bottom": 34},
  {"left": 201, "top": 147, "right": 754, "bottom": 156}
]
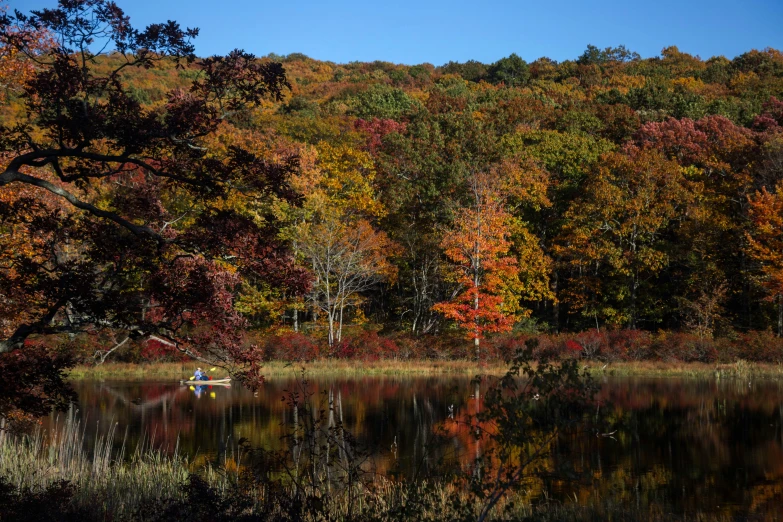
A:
[
  {"left": 747, "top": 183, "right": 783, "bottom": 336},
  {"left": 434, "top": 170, "right": 522, "bottom": 358}
]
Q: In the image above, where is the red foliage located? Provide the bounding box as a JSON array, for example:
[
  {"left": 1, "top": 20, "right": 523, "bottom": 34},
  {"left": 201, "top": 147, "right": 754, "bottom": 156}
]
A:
[
  {"left": 140, "top": 338, "right": 187, "bottom": 362},
  {"left": 630, "top": 114, "right": 756, "bottom": 172},
  {"left": 650, "top": 332, "right": 717, "bottom": 363},
  {"left": 728, "top": 330, "right": 783, "bottom": 363},
  {"left": 605, "top": 329, "right": 653, "bottom": 361},
  {"left": 263, "top": 332, "right": 320, "bottom": 361},
  {"left": 753, "top": 96, "right": 783, "bottom": 131},
  {"left": 333, "top": 330, "right": 400, "bottom": 361},
  {"left": 354, "top": 118, "right": 407, "bottom": 153}
]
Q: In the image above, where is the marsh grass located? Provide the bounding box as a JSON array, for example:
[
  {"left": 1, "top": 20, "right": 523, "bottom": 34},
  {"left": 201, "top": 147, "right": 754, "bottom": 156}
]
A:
[
  {"left": 67, "top": 359, "right": 783, "bottom": 382},
  {"left": 0, "top": 410, "right": 231, "bottom": 519},
  {"left": 65, "top": 359, "right": 511, "bottom": 380}
]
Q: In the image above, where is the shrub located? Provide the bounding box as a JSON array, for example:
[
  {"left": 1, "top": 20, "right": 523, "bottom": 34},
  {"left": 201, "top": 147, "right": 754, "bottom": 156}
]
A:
[
  {"left": 574, "top": 329, "right": 608, "bottom": 360},
  {"left": 0, "top": 478, "right": 87, "bottom": 522},
  {"left": 334, "top": 330, "right": 400, "bottom": 361},
  {"left": 652, "top": 332, "right": 717, "bottom": 363},
  {"left": 606, "top": 329, "right": 653, "bottom": 361},
  {"left": 492, "top": 336, "right": 530, "bottom": 362},
  {"left": 264, "top": 332, "right": 320, "bottom": 361},
  {"left": 730, "top": 330, "right": 783, "bottom": 363}
]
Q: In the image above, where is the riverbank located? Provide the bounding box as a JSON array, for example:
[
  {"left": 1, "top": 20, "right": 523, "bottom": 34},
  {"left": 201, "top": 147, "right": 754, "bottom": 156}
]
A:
[{"left": 65, "top": 359, "right": 783, "bottom": 381}]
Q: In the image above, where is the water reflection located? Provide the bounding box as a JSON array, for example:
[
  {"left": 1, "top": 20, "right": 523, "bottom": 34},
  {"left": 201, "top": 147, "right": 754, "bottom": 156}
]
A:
[{"left": 48, "top": 375, "right": 783, "bottom": 516}]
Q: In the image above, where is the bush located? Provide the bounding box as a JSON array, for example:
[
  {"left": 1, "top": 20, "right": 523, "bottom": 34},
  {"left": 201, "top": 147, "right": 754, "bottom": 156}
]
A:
[
  {"left": 651, "top": 332, "right": 717, "bottom": 363},
  {"left": 333, "top": 330, "right": 400, "bottom": 361},
  {"left": 263, "top": 333, "right": 320, "bottom": 361},
  {"left": 574, "top": 329, "right": 609, "bottom": 360},
  {"left": 0, "top": 478, "right": 87, "bottom": 522},
  {"left": 606, "top": 329, "right": 653, "bottom": 361},
  {"left": 730, "top": 330, "right": 783, "bottom": 363}
]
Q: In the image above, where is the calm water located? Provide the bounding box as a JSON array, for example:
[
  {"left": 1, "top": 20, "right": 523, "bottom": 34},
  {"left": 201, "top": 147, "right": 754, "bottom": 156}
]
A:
[{"left": 48, "top": 375, "right": 783, "bottom": 517}]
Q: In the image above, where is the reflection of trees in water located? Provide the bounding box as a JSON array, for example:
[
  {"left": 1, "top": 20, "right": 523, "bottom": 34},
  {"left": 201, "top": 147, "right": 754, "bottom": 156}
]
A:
[
  {"left": 549, "top": 378, "right": 783, "bottom": 516},
  {"left": 51, "top": 376, "right": 783, "bottom": 516}
]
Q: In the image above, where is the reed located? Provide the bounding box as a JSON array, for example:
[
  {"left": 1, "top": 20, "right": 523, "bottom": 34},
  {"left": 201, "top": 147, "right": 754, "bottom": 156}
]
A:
[
  {"left": 0, "top": 409, "right": 229, "bottom": 519},
  {"left": 66, "top": 359, "right": 783, "bottom": 382},
  {"left": 65, "top": 359, "right": 511, "bottom": 380}
]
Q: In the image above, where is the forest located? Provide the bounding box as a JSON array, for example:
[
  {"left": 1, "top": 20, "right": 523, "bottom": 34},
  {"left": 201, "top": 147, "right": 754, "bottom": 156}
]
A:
[
  {"left": 3, "top": 0, "right": 783, "bottom": 383},
  {"left": 4, "top": 2, "right": 783, "bottom": 521}
]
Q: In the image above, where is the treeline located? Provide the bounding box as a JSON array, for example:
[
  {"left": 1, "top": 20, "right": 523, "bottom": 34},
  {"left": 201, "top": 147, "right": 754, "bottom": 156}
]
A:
[
  {"left": 4, "top": 33, "right": 783, "bottom": 351},
  {"left": 189, "top": 46, "right": 783, "bottom": 341}
]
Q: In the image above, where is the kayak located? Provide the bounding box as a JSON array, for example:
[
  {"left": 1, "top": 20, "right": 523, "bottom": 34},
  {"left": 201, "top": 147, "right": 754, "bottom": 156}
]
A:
[{"left": 181, "top": 378, "right": 231, "bottom": 385}]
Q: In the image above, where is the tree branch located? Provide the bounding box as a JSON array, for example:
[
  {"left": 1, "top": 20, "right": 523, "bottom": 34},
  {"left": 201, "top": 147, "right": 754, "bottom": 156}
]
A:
[{"left": 0, "top": 168, "right": 164, "bottom": 242}]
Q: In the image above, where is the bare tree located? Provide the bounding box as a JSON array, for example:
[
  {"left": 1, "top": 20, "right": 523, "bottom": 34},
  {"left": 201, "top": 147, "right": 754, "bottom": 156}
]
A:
[{"left": 298, "top": 214, "right": 396, "bottom": 348}]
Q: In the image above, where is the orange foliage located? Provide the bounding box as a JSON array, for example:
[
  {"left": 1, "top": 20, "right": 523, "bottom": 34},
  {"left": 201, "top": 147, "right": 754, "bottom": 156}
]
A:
[{"left": 434, "top": 171, "right": 521, "bottom": 354}]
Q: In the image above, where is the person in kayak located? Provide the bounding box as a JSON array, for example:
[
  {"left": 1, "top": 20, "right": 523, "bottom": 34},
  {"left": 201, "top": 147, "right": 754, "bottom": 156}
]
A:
[{"left": 194, "top": 367, "right": 209, "bottom": 381}]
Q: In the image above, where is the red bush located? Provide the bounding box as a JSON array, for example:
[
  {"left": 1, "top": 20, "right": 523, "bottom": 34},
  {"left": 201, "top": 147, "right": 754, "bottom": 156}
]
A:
[
  {"left": 264, "top": 332, "right": 320, "bottom": 361},
  {"left": 651, "top": 332, "right": 717, "bottom": 363},
  {"left": 606, "top": 329, "right": 653, "bottom": 361},
  {"left": 730, "top": 331, "right": 783, "bottom": 363},
  {"left": 141, "top": 338, "right": 188, "bottom": 362},
  {"left": 334, "top": 330, "right": 401, "bottom": 361}
]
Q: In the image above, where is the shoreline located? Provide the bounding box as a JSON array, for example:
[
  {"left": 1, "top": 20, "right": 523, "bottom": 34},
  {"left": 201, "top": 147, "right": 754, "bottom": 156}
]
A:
[{"left": 65, "top": 359, "right": 783, "bottom": 381}]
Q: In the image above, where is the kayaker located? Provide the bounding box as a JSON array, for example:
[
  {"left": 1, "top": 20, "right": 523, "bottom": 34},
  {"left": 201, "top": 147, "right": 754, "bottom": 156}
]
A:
[{"left": 194, "top": 367, "right": 205, "bottom": 380}]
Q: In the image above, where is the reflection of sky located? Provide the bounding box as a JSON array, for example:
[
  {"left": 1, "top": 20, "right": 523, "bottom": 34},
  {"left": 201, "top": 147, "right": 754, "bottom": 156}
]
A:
[{"left": 46, "top": 376, "right": 783, "bottom": 516}]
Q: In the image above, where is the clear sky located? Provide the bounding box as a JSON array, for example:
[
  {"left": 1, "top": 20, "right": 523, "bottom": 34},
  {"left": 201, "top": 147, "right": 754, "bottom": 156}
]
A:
[{"left": 10, "top": 0, "right": 783, "bottom": 65}]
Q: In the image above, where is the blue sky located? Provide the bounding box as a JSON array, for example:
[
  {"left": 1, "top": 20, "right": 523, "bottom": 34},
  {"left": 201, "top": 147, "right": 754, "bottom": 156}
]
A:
[{"left": 10, "top": 0, "right": 783, "bottom": 65}]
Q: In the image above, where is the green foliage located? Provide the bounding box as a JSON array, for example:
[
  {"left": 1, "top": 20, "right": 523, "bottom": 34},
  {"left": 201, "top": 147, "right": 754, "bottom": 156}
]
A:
[
  {"left": 439, "top": 59, "right": 489, "bottom": 82},
  {"left": 345, "top": 84, "right": 421, "bottom": 119},
  {"left": 577, "top": 44, "right": 641, "bottom": 65},
  {"left": 488, "top": 53, "right": 530, "bottom": 86}
]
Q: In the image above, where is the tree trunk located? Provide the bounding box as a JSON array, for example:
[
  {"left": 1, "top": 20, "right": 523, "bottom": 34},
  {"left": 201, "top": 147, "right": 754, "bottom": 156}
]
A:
[
  {"left": 327, "top": 312, "right": 335, "bottom": 349},
  {"left": 293, "top": 308, "right": 299, "bottom": 333},
  {"left": 338, "top": 301, "right": 344, "bottom": 344},
  {"left": 474, "top": 255, "right": 480, "bottom": 361},
  {"left": 552, "top": 269, "right": 560, "bottom": 333}
]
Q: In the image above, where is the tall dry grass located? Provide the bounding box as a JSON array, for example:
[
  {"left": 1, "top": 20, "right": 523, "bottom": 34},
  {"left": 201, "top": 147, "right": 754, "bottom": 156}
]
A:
[{"left": 0, "top": 409, "right": 231, "bottom": 519}]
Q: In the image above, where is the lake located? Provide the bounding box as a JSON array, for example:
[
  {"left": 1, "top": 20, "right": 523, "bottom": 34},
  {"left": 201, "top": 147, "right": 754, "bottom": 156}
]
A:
[{"left": 48, "top": 373, "right": 783, "bottom": 518}]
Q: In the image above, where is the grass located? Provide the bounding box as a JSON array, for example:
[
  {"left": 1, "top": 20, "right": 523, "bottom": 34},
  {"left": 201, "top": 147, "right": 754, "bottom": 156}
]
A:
[
  {"left": 0, "top": 412, "right": 231, "bottom": 520},
  {"left": 65, "top": 359, "right": 783, "bottom": 381},
  {"left": 583, "top": 359, "right": 783, "bottom": 379},
  {"left": 65, "top": 359, "right": 510, "bottom": 380}
]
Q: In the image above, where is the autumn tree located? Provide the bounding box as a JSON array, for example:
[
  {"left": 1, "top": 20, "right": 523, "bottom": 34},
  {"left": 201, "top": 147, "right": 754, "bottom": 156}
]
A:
[
  {"left": 631, "top": 115, "right": 759, "bottom": 328},
  {"left": 556, "top": 150, "right": 691, "bottom": 328},
  {"left": 434, "top": 166, "right": 533, "bottom": 358},
  {"left": 278, "top": 142, "right": 397, "bottom": 348},
  {"left": 371, "top": 95, "right": 506, "bottom": 335},
  {"left": 0, "top": 1, "right": 52, "bottom": 102},
  {"left": 298, "top": 214, "right": 396, "bottom": 348},
  {"left": 747, "top": 184, "right": 783, "bottom": 336},
  {"left": 0, "top": 0, "right": 309, "bottom": 409}
]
